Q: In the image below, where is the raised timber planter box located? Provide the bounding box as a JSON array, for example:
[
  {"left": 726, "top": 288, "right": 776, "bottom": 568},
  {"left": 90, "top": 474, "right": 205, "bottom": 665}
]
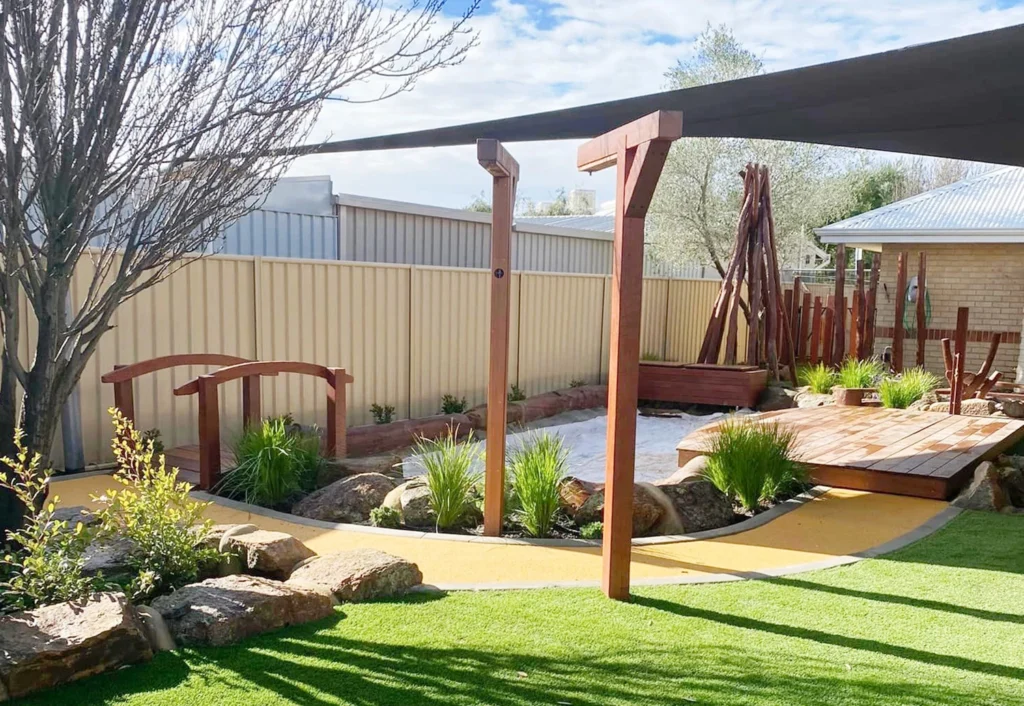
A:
[{"left": 637, "top": 362, "right": 768, "bottom": 408}]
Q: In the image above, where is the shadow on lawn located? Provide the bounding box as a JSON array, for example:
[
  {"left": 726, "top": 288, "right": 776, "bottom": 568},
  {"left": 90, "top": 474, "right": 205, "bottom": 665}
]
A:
[{"left": 22, "top": 592, "right": 1021, "bottom": 706}]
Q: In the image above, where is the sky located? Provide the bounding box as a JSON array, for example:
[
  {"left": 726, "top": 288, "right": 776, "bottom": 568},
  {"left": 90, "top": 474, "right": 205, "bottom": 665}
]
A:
[{"left": 285, "top": 0, "right": 1024, "bottom": 210}]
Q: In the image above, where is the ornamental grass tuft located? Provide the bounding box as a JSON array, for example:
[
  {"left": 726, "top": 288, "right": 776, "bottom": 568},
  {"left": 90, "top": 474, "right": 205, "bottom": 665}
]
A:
[
  {"left": 879, "top": 367, "right": 942, "bottom": 409},
  {"left": 836, "top": 357, "right": 885, "bottom": 389},
  {"left": 797, "top": 363, "right": 838, "bottom": 394},
  {"left": 508, "top": 432, "right": 568, "bottom": 538},
  {"left": 416, "top": 427, "right": 481, "bottom": 531}
]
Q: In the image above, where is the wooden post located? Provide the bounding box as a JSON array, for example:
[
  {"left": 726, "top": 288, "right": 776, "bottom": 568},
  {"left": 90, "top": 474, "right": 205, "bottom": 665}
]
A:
[
  {"left": 950, "top": 307, "right": 969, "bottom": 415},
  {"left": 916, "top": 252, "right": 927, "bottom": 368},
  {"left": 809, "top": 296, "right": 822, "bottom": 364},
  {"left": 111, "top": 365, "right": 136, "bottom": 427},
  {"left": 326, "top": 367, "right": 350, "bottom": 458},
  {"left": 577, "top": 111, "right": 682, "bottom": 601},
  {"left": 478, "top": 139, "right": 519, "bottom": 537},
  {"left": 893, "top": 251, "right": 908, "bottom": 372},
  {"left": 197, "top": 375, "right": 220, "bottom": 490},
  {"left": 241, "top": 375, "right": 261, "bottom": 428},
  {"left": 782, "top": 287, "right": 794, "bottom": 365},
  {"left": 832, "top": 244, "right": 846, "bottom": 364},
  {"left": 852, "top": 259, "right": 865, "bottom": 359},
  {"left": 798, "top": 291, "right": 811, "bottom": 362},
  {"left": 864, "top": 256, "right": 881, "bottom": 357},
  {"left": 822, "top": 295, "right": 835, "bottom": 367}
]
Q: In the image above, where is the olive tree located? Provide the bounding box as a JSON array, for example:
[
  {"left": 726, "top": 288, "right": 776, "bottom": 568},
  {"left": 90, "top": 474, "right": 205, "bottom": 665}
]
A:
[{"left": 0, "top": 0, "right": 477, "bottom": 533}]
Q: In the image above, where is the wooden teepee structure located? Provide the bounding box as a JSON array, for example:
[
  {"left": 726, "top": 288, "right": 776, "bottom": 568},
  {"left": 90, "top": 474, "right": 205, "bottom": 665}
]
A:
[{"left": 697, "top": 164, "right": 798, "bottom": 384}]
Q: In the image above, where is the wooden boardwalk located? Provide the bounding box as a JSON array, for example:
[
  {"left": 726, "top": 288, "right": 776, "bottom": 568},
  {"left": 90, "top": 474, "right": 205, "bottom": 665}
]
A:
[
  {"left": 677, "top": 406, "right": 1024, "bottom": 500},
  {"left": 165, "top": 445, "right": 233, "bottom": 488}
]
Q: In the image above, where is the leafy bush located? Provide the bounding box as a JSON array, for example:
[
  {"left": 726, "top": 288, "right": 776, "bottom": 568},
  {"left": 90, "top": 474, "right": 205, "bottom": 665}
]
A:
[
  {"left": 217, "top": 418, "right": 321, "bottom": 508},
  {"left": 441, "top": 394, "right": 468, "bottom": 415},
  {"left": 797, "top": 363, "right": 838, "bottom": 394},
  {"left": 508, "top": 384, "right": 527, "bottom": 402},
  {"left": 370, "top": 403, "right": 396, "bottom": 425},
  {"left": 702, "top": 417, "right": 807, "bottom": 512},
  {"left": 569, "top": 378, "right": 586, "bottom": 388},
  {"left": 94, "top": 410, "right": 221, "bottom": 602},
  {"left": 508, "top": 432, "right": 568, "bottom": 538},
  {"left": 369, "top": 506, "right": 401, "bottom": 529},
  {"left": 836, "top": 358, "right": 885, "bottom": 389},
  {"left": 416, "top": 428, "right": 481, "bottom": 531},
  {"left": 142, "top": 428, "right": 165, "bottom": 457},
  {"left": 0, "top": 430, "right": 108, "bottom": 613},
  {"left": 879, "top": 368, "right": 942, "bottom": 409},
  {"left": 579, "top": 521, "right": 603, "bottom": 540}
]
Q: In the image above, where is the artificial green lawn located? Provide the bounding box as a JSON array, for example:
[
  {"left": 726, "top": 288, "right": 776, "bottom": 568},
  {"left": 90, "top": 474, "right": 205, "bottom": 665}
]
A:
[{"left": 22, "top": 511, "right": 1024, "bottom": 706}]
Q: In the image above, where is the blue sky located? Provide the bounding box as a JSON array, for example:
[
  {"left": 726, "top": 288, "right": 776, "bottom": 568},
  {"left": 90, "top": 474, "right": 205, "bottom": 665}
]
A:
[{"left": 288, "top": 0, "right": 1024, "bottom": 210}]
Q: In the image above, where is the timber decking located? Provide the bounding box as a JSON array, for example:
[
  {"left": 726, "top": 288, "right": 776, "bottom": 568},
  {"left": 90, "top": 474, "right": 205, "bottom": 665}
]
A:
[
  {"left": 676, "top": 406, "right": 1024, "bottom": 500},
  {"left": 165, "top": 445, "right": 233, "bottom": 488}
]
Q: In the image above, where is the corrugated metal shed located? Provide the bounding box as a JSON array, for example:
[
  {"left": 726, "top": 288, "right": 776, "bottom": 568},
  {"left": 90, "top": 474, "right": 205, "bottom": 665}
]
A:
[
  {"left": 516, "top": 215, "right": 614, "bottom": 232},
  {"left": 219, "top": 209, "right": 338, "bottom": 259},
  {"left": 817, "top": 166, "right": 1024, "bottom": 237}
]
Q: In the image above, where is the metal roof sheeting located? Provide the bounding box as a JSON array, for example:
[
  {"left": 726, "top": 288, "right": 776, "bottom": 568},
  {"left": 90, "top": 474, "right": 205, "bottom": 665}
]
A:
[
  {"left": 817, "top": 167, "right": 1024, "bottom": 235},
  {"left": 516, "top": 215, "right": 614, "bottom": 232},
  {"left": 220, "top": 209, "right": 338, "bottom": 259}
]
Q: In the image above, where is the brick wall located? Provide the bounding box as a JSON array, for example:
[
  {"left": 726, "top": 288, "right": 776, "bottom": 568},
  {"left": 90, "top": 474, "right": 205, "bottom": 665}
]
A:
[{"left": 871, "top": 244, "right": 1024, "bottom": 381}]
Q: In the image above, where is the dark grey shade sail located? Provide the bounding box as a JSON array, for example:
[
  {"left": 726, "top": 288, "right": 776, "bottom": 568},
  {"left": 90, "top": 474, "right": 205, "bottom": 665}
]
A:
[{"left": 289, "top": 23, "right": 1024, "bottom": 166}]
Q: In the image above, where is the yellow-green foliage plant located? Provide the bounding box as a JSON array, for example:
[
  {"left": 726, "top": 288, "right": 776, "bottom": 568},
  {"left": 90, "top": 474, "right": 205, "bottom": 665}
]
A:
[
  {"left": 508, "top": 432, "right": 568, "bottom": 538},
  {"left": 836, "top": 358, "right": 885, "bottom": 389},
  {"left": 879, "top": 368, "right": 942, "bottom": 409},
  {"left": 798, "top": 363, "right": 838, "bottom": 394},
  {"left": 93, "top": 409, "right": 220, "bottom": 601},
  {"left": 416, "top": 427, "right": 481, "bottom": 531}
]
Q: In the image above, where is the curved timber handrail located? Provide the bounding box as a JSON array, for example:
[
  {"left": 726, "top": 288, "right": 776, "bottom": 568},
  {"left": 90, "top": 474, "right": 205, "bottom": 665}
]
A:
[
  {"left": 101, "top": 354, "right": 257, "bottom": 432},
  {"left": 173, "top": 360, "right": 355, "bottom": 490}
]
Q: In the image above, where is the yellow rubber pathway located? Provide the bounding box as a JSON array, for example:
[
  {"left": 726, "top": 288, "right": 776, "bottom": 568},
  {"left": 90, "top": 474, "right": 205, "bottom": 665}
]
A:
[{"left": 52, "top": 473, "right": 950, "bottom": 589}]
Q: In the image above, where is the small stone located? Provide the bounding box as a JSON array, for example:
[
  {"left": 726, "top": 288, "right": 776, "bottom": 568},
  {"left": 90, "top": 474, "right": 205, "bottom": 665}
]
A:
[
  {"left": 292, "top": 473, "right": 397, "bottom": 523},
  {"left": 149, "top": 575, "right": 334, "bottom": 647},
  {"left": 0, "top": 593, "right": 152, "bottom": 700},
  {"left": 316, "top": 455, "right": 404, "bottom": 488},
  {"left": 223, "top": 530, "right": 315, "bottom": 580},
  {"left": 287, "top": 549, "right": 422, "bottom": 602},
  {"left": 952, "top": 462, "right": 1010, "bottom": 511}
]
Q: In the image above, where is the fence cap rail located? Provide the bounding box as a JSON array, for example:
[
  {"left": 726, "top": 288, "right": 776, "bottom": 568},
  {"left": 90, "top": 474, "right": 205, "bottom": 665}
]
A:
[
  {"left": 174, "top": 361, "right": 354, "bottom": 396},
  {"left": 101, "top": 354, "right": 253, "bottom": 383}
]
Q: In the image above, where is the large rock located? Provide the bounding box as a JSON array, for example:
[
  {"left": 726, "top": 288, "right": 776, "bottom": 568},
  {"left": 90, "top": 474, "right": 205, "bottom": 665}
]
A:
[
  {"left": 316, "top": 454, "right": 403, "bottom": 488},
  {"left": 347, "top": 414, "right": 473, "bottom": 457},
  {"left": 660, "top": 455, "right": 710, "bottom": 485},
  {"left": 0, "top": 593, "right": 152, "bottom": 701},
  {"left": 795, "top": 391, "right": 834, "bottom": 408},
  {"left": 400, "top": 483, "right": 435, "bottom": 528},
  {"left": 960, "top": 398, "right": 997, "bottom": 417},
  {"left": 82, "top": 537, "right": 139, "bottom": 581},
  {"left": 223, "top": 530, "right": 315, "bottom": 580},
  {"left": 292, "top": 472, "right": 397, "bottom": 524},
  {"left": 558, "top": 476, "right": 601, "bottom": 519},
  {"left": 997, "top": 456, "right": 1024, "bottom": 507},
  {"left": 952, "top": 462, "right": 1010, "bottom": 511},
  {"left": 575, "top": 485, "right": 664, "bottom": 537},
  {"left": 653, "top": 477, "right": 736, "bottom": 533},
  {"left": 50, "top": 505, "right": 98, "bottom": 528},
  {"left": 287, "top": 549, "right": 422, "bottom": 602},
  {"left": 149, "top": 575, "right": 334, "bottom": 647},
  {"left": 1001, "top": 399, "right": 1024, "bottom": 419},
  {"left": 757, "top": 386, "right": 797, "bottom": 412}
]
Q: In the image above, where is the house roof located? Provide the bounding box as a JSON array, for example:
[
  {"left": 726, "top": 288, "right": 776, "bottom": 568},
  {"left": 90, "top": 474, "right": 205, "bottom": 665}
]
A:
[
  {"left": 816, "top": 167, "right": 1024, "bottom": 244},
  {"left": 516, "top": 215, "right": 614, "bottom": 233}
]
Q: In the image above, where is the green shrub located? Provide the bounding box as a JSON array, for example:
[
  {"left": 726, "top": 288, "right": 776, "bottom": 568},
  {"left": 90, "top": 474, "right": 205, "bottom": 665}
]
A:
[
  {"left": 142, "top": 428, "right": 165, "bottom": 457},
  {"left": 441, "top": 394, "right": 467, "bottom": 415},
  {"left": 370, "top": 403, "right": 396, "bottom": 425},
  {"left": 217, "top": 418, "right": 321, "bottom": 507},
  {"left": 797, "top": 363, "right": 838, "bottom": 394},
  {"left": 369, "top": 506, "right": 401, "bottom": 529},
  {"left": 836, "top": 358, "right": 885, "bottom": 389},
  {"left": 579, "top": 521, "right": 603, "bottom": 540},
  {"left": 0, "top": 430, "right": 109, "bottom": 613},
  {"left": 416, "top": 428, "right": 482, "bottom": 531},
  {"left": 702, "top": 417, "right": 807, "bottom": 512},
  {"left": 508, "top": 432, "right": 568, "bottom": 538},
  {"left": 879, "top": 368, "right": 942, "bottom": 409},
  {"left": 569, "top": 378, "right": 586, "bottom": 388},
  {"left": 94, "top": 410, "right": 221, "bottom": 602},
  {"left": 508, "top": 384, "right": 527, "bottom": 402}
]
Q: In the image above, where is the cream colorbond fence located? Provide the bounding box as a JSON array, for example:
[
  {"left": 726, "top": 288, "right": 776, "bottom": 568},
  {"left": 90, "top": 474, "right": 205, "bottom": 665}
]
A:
[{"left": 36, "top": 255, "right": 745, "bottom": 466}]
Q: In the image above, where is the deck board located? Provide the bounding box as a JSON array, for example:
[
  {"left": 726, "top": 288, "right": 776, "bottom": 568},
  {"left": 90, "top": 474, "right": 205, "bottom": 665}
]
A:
[{"left": 677, "top": 406, "right": 1024, "bottom": 500}]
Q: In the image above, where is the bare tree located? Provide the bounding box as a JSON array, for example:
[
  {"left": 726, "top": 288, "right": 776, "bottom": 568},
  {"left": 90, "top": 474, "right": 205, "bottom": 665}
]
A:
[{"left": 0, "top": 0, "right": 477, "bottom": 530}]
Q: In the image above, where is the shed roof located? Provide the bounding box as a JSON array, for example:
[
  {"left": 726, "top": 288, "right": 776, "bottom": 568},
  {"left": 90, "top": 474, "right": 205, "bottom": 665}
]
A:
[
  {"left": 816, "top": 167, "right": 1024, "bottom": 244},
  {"left": 516, "top": 215, "right": 614, "bottom": 233}
]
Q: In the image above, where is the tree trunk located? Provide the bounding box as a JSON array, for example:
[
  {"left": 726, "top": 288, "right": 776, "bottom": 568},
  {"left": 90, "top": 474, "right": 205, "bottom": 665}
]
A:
[{"left": 0, "top": 355, "right": 25, "bottom": 541}]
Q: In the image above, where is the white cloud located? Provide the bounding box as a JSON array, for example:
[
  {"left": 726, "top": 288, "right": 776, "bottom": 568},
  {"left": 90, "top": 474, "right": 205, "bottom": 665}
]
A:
[{"left": 285, "top": 0, "right": 1024, "bottom": 209}]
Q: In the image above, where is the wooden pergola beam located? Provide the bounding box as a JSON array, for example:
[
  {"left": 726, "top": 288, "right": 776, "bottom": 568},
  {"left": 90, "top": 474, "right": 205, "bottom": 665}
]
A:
[
  {"left": 478, "top": 139, "right": 519, "bottom": 537},
  {"left": 576, "top": 110, "right": 682, "bottom": 601}
]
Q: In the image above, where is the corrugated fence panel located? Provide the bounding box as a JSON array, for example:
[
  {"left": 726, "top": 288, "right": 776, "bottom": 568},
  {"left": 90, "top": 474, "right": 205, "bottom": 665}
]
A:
[
  {"left": 409, "top": 267, "right": 492, "bottom": 418},
  {"left": 344, "top": 207, "right": 491, "bottom": 269},
  {"left": 518, "top": 273, "right": 606, "bottom": 394},
  {"left": 666, "top": 280, "right": 728, "bottom": 363},
  {"left": 257, "top": 258, "right": 410, "bottom": 427},
  {"left": 640, "top": 279, "right": 670, "bottom": 360},
  {"left": 75, "top": 256, "right": 256, "bottom": 463},
  {"left": 220, "top": 209, "right": 338, "bottom": 260}
]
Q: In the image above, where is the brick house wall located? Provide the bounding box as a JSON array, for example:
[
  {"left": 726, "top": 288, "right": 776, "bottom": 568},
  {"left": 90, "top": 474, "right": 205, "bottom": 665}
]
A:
[{"left": 871, "top": 243, "right": 1024, "bottom": 382}]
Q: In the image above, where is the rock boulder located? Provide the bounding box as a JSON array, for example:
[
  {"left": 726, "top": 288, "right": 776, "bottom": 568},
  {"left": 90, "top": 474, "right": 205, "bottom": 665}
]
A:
[
  {"left": 287, "top": 549, "right": 422, "bottom": 602},
  {"left": 0, "top": 593, "right": 152, "bottom": 701},
  {"left": 660, "top": 455, "right": 710, "bottom": 485},
  {"left": 315, "top": 454, "right": 403, "bottom": 488},
  {"left": 149, "top": 575, "right": 334, "bottom": 647},
  {"left": 223, "top": 530, "right": 315, "bottom": 580},
  {"left": 952, "top": 462, "right": 1010, "bottom": 511},
  {"left": 558, "top": 476, "right": 601, "bottom": 519},
  {"left": 575, "top": 484, "right": 664, "bottom": 537},
  {"left": 757, "top": 386, "right": 797, "bottom": 412},
  {"left": 653, "top": 476, "right": 736, "bottom": 533},
  {"left": 292, "top": 472, "right": 396, "bottom": 523}
]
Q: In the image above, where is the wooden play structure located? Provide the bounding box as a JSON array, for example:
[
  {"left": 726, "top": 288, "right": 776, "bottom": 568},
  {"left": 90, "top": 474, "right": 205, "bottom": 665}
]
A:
[
  {"left": 637, "top": 363, "right": 767, "bottom": 408},
  {"left": 103, "top": 357, "right": 353, "bottom": 489}
]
